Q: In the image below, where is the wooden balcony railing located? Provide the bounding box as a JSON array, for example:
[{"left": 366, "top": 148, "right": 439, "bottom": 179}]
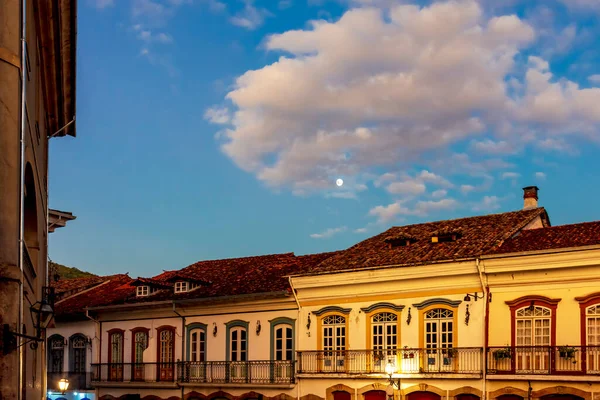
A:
[
  {"left": 178, "top": 360, "right": 295, "bottom": 384},
  {"left": 486, "top": 346, "right": 600, "bottom": 375},
  {"left": 297, "top": 348, "right": 483, "bottom": 375}
]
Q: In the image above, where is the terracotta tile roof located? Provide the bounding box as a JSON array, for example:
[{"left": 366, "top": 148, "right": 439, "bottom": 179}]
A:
[
  {"left": 305, "top": 208, "right": 548, "bottom": 274},
  {"left": 488, "top": 220, "right": 600, "bottom": 255},
  {"left": 130, "top": 277, "right": 174, "bottom": 288},
  {"left": 108, "top": 251, "right": 340, "bottom": 305},
  {"left": 54, "top": 274, "right": 134, "bottom": 321},
  {"left": 51, "top": 275, "right": 106, "bottom": 300}
]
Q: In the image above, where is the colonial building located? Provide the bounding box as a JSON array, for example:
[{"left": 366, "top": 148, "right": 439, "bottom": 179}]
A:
[
  {"left": 46, "top": 188, "right": 600, "bottom": 400},
  {"left": 0, "top": 1, "right": 77, "bottom": 399}
]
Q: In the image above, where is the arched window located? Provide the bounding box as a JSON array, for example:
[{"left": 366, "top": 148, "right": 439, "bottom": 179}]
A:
[
  {"left": 586, "top": 304, "right": 600, "bottom": 372},
  {"left": 131, "top": 327, "right": 149, "bottom": 381},
  {"left": 156, "top": 326, "right": 175, "bottom": 381},
  {"left": 48, "top": 335, "right": 65, "bottom": 373},
  {"left": 108, "top": 329, "right": 124, "bottom": 381},
  {"left": 425, "top": 308, "right": 454, "bottom": 350},
  {"left": 230, "top": 326, "right": 247, "bottom": 361},
  {"left": 190, "top": 327, "right": 206, "bottom": 362},
  {"left": 372, "top": 312, "right": 398, "bottom": 353},
  {"left": 274, "top": 324, "right": 293, "bottom": 361},
  {"left": 69, "top": 334, "right": 87, "bottom": 373},
  {"left": 323, "top": 314, "right": 346, "bottom": 354}
]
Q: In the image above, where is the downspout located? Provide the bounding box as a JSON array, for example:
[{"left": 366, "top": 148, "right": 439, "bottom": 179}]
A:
[
  {"left": 18, "top": 0, "right": 27, "bottom": 398},
  {"left": 85, "top": 309, "right": 101, "bottom": 398},
  {"left": 476, "top": 258, "right": 488, "bottom": 400},
  {"left": 172, "top": 303, "right": 185, "bottom": 400},
  {"left": 288, "top": 277, "right": 301, "bottom": 400}
]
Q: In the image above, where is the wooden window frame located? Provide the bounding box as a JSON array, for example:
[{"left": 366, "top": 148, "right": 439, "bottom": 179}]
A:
[
  {"left": 576, "top": 292, "right": 600, "bottom": 373},
  {"left": 130, "top": 327, "right": 149, "bottom": 363},
  {"left": 107, "top": 328, "right": 125, "bottom": 364}
]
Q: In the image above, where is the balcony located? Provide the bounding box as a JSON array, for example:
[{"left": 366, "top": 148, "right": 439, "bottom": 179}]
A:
[
  {"left": 486, "top": 346, "right": 600, "bottom": 376},
  {"left": 179, "top": 361, "right": 295, "bottom": 385},
  {"left": 91, "top": 363, "right": 177, "bottom": 384},
  {"left": 47, "top": 372, "right": 93, "bottom": 391},
  {"left": 297, "top": 348, "right": 483, "bottom": 375},
  {"left": 91, "top": 361, "right": 295, "bottom": 387}
]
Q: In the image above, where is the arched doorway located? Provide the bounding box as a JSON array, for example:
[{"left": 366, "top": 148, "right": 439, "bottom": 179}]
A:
[
  {"left": 364, "top": 391, "right": 386, "bottom": 400},
  {"left": 407, "top": 392, "right": 441, "bottom": 400},
  {"left": 334, "top": 392, "right": 352, "bottom": 400}
]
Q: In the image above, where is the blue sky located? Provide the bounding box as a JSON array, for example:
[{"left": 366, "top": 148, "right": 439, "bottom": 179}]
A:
[{"left": 49, "top": 0, "right": 600, "bottom": 277}]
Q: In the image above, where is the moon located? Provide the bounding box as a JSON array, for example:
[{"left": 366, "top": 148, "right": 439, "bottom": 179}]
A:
[{"left": 336, "top": 178, "right": 344, "bottom": 187}]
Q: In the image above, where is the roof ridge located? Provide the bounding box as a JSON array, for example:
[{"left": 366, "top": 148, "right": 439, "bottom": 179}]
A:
[
  {"left": 523, "top": 219, "right": 600, "bottom": 230},
  {"left": 389, "top": 207, "right": 544, "bottom": 229},
  {"left": 187, "top": 252, "right": 296, "bottom": 265}
]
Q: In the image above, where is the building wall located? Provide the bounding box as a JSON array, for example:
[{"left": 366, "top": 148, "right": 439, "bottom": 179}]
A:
[
  {"left": 46, "top": 321, "right": 96, "bottom": 374},
  {"left": 0, "top": 1, "right": 52, "bottom": 400}
]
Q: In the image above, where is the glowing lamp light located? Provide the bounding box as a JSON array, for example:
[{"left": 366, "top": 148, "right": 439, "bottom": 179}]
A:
[
  {"left": 58, "top": 378, "right": 69, "bottom": 394},
  {"left": 385, "top": 362, "right": 395, "bottom": 376}
]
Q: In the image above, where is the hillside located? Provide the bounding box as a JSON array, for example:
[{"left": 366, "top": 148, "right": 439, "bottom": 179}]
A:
[{"left": 49, "top": 261, "right": 97, "bottom": 280}]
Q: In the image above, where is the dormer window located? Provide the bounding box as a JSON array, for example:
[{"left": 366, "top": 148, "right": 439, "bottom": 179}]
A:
[
  {"left": 175, "top": 281, "right": 190, "bottom": 293},
  {"left": 136, "top": 286, "right": 150, "bottom": 297},
  {"left": 385, "top": 235, "right": 417, "bottom": 248},
  {"left": 174, "top": 281, "right": 200, "bottom": 293},
  {"left": 431, "top": 232, "right": 462, "bottom": 243}
]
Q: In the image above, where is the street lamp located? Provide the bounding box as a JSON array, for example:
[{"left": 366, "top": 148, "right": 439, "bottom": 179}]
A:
[
  {"left": 2, "top": 286, "right": 54, "bottom": 354},
  {"left": 58, "top": 378, "right": 69, "bottom": 394},
  {"left": 385, "top": 362, "right": 401, "bottom": 389}
]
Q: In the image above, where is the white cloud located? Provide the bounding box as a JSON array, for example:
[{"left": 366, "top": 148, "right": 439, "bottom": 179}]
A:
[
  {"left": 368, "top": 201, "right": 408, "bottom": 224},
  {"left": 501, "top": 172, "right": 520, "bottom": 180},
  {"left": 374, "top": 173, "right": 396, "bottom": 188},
  {"left": 310, "top": 226, "right": 347, "bottom": 239},
  {"left": 535, "top": 171, "right": 546, "bottom": 180},
  {"left": 92, "top": 0, "right": 114, "bottom": 8},
  {"left": 460, "top": 184, "right": 475, "bottom": 194},
  {"left": 230, "top": 0, "right": 272, "bottom": 30},
  {"left": 353, "top": 227, "right": 367, "bottom": 233},
  {"left": 417, "top": 170, "right": 453, "bottom": 188},
  {"left": 589, "top": 75, "right": 600, "bottom": 84},
  {"left": 536, "top": 138, "right": 578, "bottom": 154},
  {"left": 156, "top": 33, "right": 173, "bottom": 43},
  {"left": 214, "top": 1, "right": 540, "bottom": 193},
  {"left": 368, "top": 198, "right": 457, "bottom": 223},
  {"left": 204, "top": 106, "right": 232, "bottom": 124},
  {"left": 386, "top": 180, "right": 426, "bottom": 195},
  {"left": 431, "top": 189, "right": 447, "bottom": 199},
  {"left": 210, "top": 0, "right": 599, "bottom": 197},
  {"left": 471, "top": 139, "right": 515, "bottom": 155},
  {"left": 472, "top": 195, "right": 501, "bottom": 212}
]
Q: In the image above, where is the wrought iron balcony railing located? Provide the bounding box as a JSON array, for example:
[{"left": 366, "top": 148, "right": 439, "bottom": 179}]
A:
[
  {"left": 178, "top": 360, "right": 295, "bottom": 384},
  {"left": 297, "top": 348, "right": 483, "bottom": 375},
  {"left": 486, "top": 346, "right": 600, "bottom": 375},
  {"left": 47, "top": 372, "right": 93, "bottom": 390},
  {"left": 91, "top": 361, "right": 295, "bottom": 385}
]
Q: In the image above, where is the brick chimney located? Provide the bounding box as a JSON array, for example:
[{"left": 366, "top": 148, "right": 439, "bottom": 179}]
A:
[{"left": 523, "top": 186, "right": 539, "bottom": 209}]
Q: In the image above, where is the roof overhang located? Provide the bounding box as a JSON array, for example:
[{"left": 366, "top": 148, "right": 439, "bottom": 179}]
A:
[
  {"left": 34, "top": 0, "right": 77, "bottom": 137},
  {"left": 48, "top": 209, "right": 76, "bottom": 232}
]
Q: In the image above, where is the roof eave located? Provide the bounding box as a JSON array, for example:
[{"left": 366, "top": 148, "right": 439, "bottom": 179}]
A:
[{"left": 481, "top": 244, "right": 600, "bottom": 259}]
